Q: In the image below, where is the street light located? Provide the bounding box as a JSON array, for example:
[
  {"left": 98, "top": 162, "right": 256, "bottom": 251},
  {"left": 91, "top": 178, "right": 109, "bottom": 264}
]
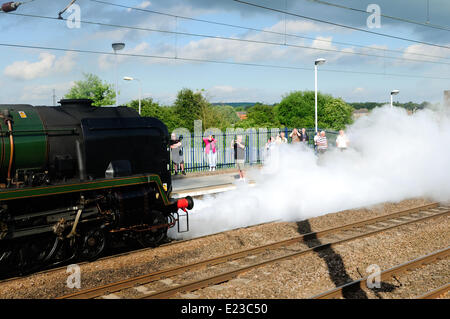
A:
[
  {"left": 123, "top": 76, "right": 142, "bottom": 115},
  {"left": 390, "top": 89, "right": 400, "bottom": 108},
  {"left": 314, "top": 58, "right": 326, "bottom": 133},
  {"left": 112, "top": 42, "right": 125, "bottom": 106}
]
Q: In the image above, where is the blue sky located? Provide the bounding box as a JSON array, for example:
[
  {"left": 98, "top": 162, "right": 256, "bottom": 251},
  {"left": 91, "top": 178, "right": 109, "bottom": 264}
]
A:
[{"left": 0, "top": 0, "right": 449, "bottom": 106}]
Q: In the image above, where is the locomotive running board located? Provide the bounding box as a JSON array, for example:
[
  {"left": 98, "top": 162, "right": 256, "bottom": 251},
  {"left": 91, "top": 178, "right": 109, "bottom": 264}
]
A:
[{"left": 0, "top": 174, "right": 170, "bottom": 204}]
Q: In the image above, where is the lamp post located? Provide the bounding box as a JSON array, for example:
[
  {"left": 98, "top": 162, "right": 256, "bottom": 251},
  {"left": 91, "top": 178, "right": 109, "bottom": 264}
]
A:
[
  {"left": 314, "top": 58, "right": 326, "bottom": 133},
  {"left": 123, "top": 76, "right": 142, "bottom": 115},
  {"left": 112, "top": 42, "right": 125, "bottom": 106},
  {"left": 390, "top": 89, "right": 400, "bottom": 108}
]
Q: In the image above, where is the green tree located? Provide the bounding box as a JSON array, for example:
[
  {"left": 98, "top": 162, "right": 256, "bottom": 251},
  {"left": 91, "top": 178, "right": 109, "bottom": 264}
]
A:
[
  {"left": 349, "top": 101, "right": 428, "bottom": 112},
  {"left": 321, "top": 98, "right": 354, "bottom": 130},
  {"left": 64, "top": 73, "right": 115, "bottom": 106},
  {"left": 277, "top": 91, "right": 352, "bottom": 130},
  {"left": 173, "top": 88, "right": 216, "bottom": 131},
  {"left": 210, "top": 105, "right": 240, "bottom": 130},
  {"left": 248, "top": 104, "right": 278, "bottom": 126},
  {"left": 127, "top": 91, "right": 241, "bottom": 132},
  {"left": 235, "top": 103, "right": 280, "bottom": 128},
  {"left": 349, "top": 102, "right": 383, "bottom": 110},
  {"left": 127, "top": 98, "right": 181, "bottom": 132}
]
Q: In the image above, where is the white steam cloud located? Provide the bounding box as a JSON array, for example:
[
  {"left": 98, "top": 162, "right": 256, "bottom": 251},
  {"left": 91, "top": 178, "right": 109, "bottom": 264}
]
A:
[{"left": 169, "top": 105, "right": 450, "bottom": 240}]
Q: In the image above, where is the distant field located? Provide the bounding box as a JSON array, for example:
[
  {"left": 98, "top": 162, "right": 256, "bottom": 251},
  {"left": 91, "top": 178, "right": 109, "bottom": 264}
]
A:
[{"left": 212, "top": 102, "right": 257, "bottom": 108}]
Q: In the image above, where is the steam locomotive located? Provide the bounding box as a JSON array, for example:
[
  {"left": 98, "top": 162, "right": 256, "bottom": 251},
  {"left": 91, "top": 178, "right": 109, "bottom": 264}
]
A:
[{"left": 0, "top": 99, "right": 193, "bottom": 276}]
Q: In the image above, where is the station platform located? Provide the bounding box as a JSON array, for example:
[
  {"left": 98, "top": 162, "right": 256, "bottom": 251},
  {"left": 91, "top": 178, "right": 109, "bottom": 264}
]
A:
[{"left": 171, "top": 169, "right": 250, "bottom": 198}]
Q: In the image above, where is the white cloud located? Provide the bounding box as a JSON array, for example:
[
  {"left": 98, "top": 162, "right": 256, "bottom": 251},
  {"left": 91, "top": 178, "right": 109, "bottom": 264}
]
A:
[
  {"left": 98, "top": 42, "right": 151, "bottom": 70},
  {"left": 54, "top": 52, "right": 77, "bottom": 73},
  {"left": 88, "top": 28, "right": 132, "bottom": 43},
  {"left": 209, "top": 85, "right": 237, "bottom": 94},
  {"left": 127, "top": 1, "right": 152, "bottom": 12},
  {"left": 402, "top": 43, "right": 450, "bottom": 62},
  {"left": 152, "top": 32, "right": 356, "bottom": 66},
  {"left": 267, "top": 19, "right": 336, "bottom": 34},
  {"left": 352, "top": 87, "right": 365, "bottom": 94},
  {"left": 3, "top": 52, "right": 77, "bottom": 80},
  {"left": 311, "top": 36, "right": 335, "bottom": 50},
  {"left": 206, "top": 85, "right": 279, "bottom": 104},
  {"left": 4, "top": 53, "right": 55, "bottom": 80},
  {"left": 136, "top": 1, "right": 151, "bottom": 9},
  {"left": 20, "top": 81, "right": 75, "bottom": 103},
  {"left": 86, "top": 17, "right": 365, "bottom": 69}
]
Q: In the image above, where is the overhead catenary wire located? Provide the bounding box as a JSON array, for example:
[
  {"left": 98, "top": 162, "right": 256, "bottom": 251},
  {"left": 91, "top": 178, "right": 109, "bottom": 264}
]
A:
[
  {"left": 0, "top": 41, "right": 449, "bottom": 80},
  {"left": 232, "top": 0, "right": 450, "bottom": 51},
  {"left": 89, "top": 0, "right": 450, "bottom": 61},
  {"left": 3, "top": 10, "right": 450, "bottom": 67},
  {"left": 308, "top": 0, "right": 450, "bottom": 32},
  {"left": 0, "top": 0, "right": 448, "bottom": 80}
]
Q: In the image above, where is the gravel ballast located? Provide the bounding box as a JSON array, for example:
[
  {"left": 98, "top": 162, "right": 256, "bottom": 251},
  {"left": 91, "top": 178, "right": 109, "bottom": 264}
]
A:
[{"left": 0, "top": 198, "right": 447, "bottom": 299}]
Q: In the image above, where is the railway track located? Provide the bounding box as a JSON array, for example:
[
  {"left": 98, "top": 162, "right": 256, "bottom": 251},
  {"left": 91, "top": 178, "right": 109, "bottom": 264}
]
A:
[
  {"left": 0, "top": 217, "right": 280, "bottom": 285},
  {"left": 0, "top": 186, "right": 227, "bottom": 284},
  {"left": 416, "top": 283, "right": 450, "bottom": 299},
  {"left": 57, "top": 202, "right": 449, "bottom": 299},
  {"left": 311, "top": 246, "right": 449, "bottom": 299}
]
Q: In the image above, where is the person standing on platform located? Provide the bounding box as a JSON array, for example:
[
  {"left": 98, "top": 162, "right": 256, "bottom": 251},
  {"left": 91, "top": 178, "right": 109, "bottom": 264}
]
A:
[
  {"left": 275, "top": 134, "right": 282, "bottom": 145},
  {"left": 279, "top": 131, "right": 288, "bottom": 144},
  {"left": 203, "top": 135, "right": 217, "bottom": 171},
  {"left": 290, "top": 128, "right": 301, "bottom": 144},
  {"left": 233, "top": 135, "right": 246, "bottom": 181},
  {"left": 265, "top": 137, "right": 272, "bottom": 151},
  {"left": 317, "top": 131, "right": 328, "bottom": 155},
  {"left": 170, "top": 133, "right": 186, "bottom": 175},
  {"left": 300, "top": 128, "right": 309, "bottom": 145},
  {"left": 314, "top": 131, "right": 320, "bottom": 154},
  {"left": 264, "top": 137, "right": 275, "bottom": 163},
  {"left": 336, "top": 130, "right": 349, "bottom": 151}
]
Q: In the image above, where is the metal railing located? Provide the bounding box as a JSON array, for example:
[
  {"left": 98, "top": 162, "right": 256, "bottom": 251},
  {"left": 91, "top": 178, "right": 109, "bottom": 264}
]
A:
[{"left": 170, "top": 128, "right": 338, "bottom": 173}]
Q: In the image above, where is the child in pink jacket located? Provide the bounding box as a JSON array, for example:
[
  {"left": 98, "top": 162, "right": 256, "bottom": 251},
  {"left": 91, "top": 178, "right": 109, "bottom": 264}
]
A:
[{"left": 203, "top": 135, "right": 217, "bottom": 171}]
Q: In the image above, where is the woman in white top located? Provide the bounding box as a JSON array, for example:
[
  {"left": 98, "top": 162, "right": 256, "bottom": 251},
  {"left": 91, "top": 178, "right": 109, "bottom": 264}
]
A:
[{"left": 336, "top": 130, "right": 349, "bottom": 150}]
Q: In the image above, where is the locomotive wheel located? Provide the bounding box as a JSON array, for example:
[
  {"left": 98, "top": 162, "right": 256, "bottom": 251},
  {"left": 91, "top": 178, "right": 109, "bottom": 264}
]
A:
[
  {"left": 0, "top": 245, "right": 14, "bottom": 276},
  {"left": 78, "top": 227, "right": 107, "bottom": 261},
  {"left": 21, "top": 236, "right": 60, "bottom": 274},
  {"left": 138, "top": 210, "right": 168, "bottom": 247},
  {"left": 0, "top": 235, "right": 59, "bottom": 276}
]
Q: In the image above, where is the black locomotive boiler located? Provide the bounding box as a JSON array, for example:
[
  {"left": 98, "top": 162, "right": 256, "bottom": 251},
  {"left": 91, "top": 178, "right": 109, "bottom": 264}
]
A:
[{"left": 0, "top": 99, "right": 193, "bottom": 276}]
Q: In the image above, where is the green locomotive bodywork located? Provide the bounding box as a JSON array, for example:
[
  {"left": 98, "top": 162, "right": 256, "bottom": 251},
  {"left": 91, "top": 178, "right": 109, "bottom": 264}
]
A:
[
  {"left": 0, "top": 100, "right": 193, "bottom": 277},
  {"left": 0, "top": 106, "right": 47, "bottom": 182}
]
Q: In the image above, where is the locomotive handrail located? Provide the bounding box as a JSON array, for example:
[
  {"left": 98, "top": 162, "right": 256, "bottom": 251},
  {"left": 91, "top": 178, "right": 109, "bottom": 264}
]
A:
[
  {"left": 88, "top": 126, "right": 157, "bottom": 131},
  {"left": 0, "top": 129, "right": 77, "bottom": 134}
]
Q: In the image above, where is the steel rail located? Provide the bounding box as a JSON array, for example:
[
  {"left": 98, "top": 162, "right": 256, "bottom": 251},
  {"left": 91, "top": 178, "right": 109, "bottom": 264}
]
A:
[
  {"left": 57, "top": 203, "right": 442, "bottom": 299},
  {"left": 140, "top": 208, "right": 449, "bottom": 299},
  {"left": 58, "top": 203, "right": 445, "bottom": 299},
  {"left": 0, "top": 177, "right": 252, "bottom": 284},
  {"left": 0, "top": 218, "right": 280, "bottom": 285},
  {"left": 311, "top": 247, "right": 450, "bottom": 299},
  {"left": 416, "top": 283, "right": 450, "bottom": 299}
]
